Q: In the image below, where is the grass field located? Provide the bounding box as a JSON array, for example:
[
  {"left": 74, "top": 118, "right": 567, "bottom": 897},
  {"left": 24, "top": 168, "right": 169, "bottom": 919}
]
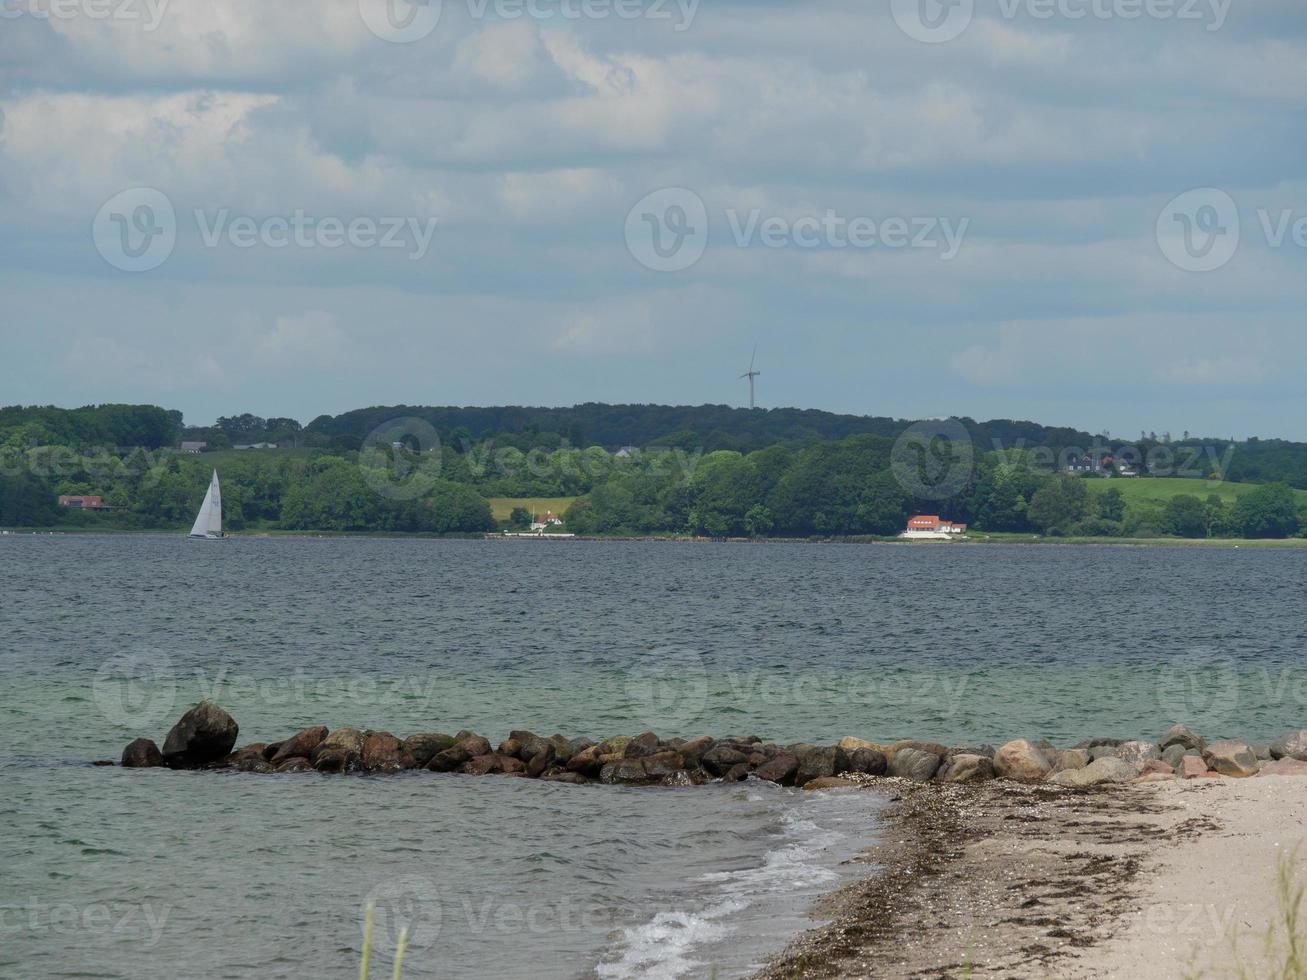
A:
[
  {"left": 1085, "top": 477, "right": 1307, "bottom": 506},
  {"left": 486, "top": 497, "right": 579, "bottom": 522}
]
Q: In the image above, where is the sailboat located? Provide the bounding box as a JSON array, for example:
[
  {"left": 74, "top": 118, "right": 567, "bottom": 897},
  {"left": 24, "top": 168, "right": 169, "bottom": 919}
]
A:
[{"left": 189, "top": 470, "right": 224, "bottom": 539}]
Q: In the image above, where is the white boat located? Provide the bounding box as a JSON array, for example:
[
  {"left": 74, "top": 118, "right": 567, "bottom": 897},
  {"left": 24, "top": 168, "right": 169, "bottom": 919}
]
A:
[{"left": 189, "top": 470, "right": 224, "bottom": 539}]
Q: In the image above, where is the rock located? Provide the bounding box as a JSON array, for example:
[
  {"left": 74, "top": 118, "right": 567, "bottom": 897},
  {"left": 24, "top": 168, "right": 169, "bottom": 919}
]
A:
[
  {"left": 640, "top": 751, "right": 686, "bottom": 780},
  {"left": 939, "top": 754, "right": 995, "bottom": 784},
  {"left": 462, "top": 753, "right": 526, "bottom": 776},
  {"left": 753, "top": 753, "right": 799, "bottom": 784},
  {"left": 314, "top": 747, "right": 361, "bottom": 774},
  {"left": 427, "top": 735, "right": 492, "bottom": 773},
  {"left": 794, "top": 746, "right": 840, "bottom": 783},
  {"left": 596, "top": 735, "right": 631, "bottom": 757},
  {"left": 661, "top": 770, "right": 697, "bottom": 787},
  {"left": 846, "top": 748, "right": 888, "bottom": 776},
  {"left": 1256, "top": 758, "right": 1307, "bottom": 777},
  {"left": 540, "top": 771, "right": 588, "bottom": 785},
  {"left": 361, "top": 732, "right": 416, "bottom": 772},
  {"left": 837, "top": 736, "right": 882, "bottom": 754},
  {"left": 702, "top": 744, "right": 750, "bottom": 776},
  {"left": 1270, "top": 730, "right": 1307, "bottom": 762},
  {"left": 992, "top": 740, "right": 1052, "bottom": 784},
  {"left": 1049, "top": 757, "right": 1136, "bottom": 787},
  {"left": 1089, "top": 745, "right": 1119, "bottom": 762},
  {"left": 1159, "top": 724, "right": 1205, "bottom": 753},
  {"left": 887, "top": 739, "right": 948, "bottom": 763},
  {"left": 271, "top": 726, "right": 329, "bottom": 765},
  {"left": 721, "top": 763, "right": 752, "bottom": 782},
  {"left": 121, "top": 737, "right": 164, "bottom": 768},
  {"left": 563, "top": 737, "right": 594, "bottom": 761},
  {"left": 1141, "top": 759, "right": 1175, "bottom": 775},
  {"left": 1055, "top": 749, "right": 1090, "bottom": 772},
  {"left": 314, "top": 727, "right": 366, "bottom": 759},
  {"left": 888, "top": 747, "right": 940, "bottom": 782},
  {"left": 803, "top": 776, "right": 858, "bottom": 790},
  {"left": 1161, "top": 744, "right": 1188, "bottom": 770},
  {"left": 1252, "top": 743, "right": 1271, "bottom": 761},
  {"left": 624, "top": 732, "right": 661, "bottom": 758},
  {"left": 1180, "top": 755, "right": 1211, "bottom": 778},
  {"left": 236, "top": 754, "right": 274, "bottom": 774},
  {"left": 1203, "top": 740, "right": 1258, "bottom": 778},
  {"left": 161, "top": 701, "right": 239, "bottom": 769},
  {"left": 678, "top": 736, "right": 715, "bottom": 766},
  {"left": 526, "top": 745, "right": 556, "bottom": 779},
  {"left": 402, "top": 733, "right": 456, "bottom": 767},
  {"left": 275, "top": 757, "right": 313, "bottom": 773},
  {"left": 565, "top": 745, "right": 603, "bottom": 776},
  {"left": 598, "top": 759, "right": 649, "bottom": 784},
  {"left": 1115, "top": 741, "right": 1161, "bottom": 773},
  {"left": 507, "top": 731, "right": 552, "bottom": 760}
]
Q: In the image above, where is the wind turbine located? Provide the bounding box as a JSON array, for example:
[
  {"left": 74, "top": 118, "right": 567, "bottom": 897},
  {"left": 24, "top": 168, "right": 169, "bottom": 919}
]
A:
[{"left": 740, "top": 346, "right": 761, "bottom": 409}]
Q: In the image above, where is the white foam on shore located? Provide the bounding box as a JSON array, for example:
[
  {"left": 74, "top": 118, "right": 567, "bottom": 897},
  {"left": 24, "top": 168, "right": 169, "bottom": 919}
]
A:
[{"left": 596, "top": 783, "right": 881, "bottom": 979}]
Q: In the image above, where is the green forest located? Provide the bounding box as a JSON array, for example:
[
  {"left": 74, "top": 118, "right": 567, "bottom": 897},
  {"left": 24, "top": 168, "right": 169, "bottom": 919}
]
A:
[{"left": 1, "top": 403, "right": 1305, "bottom": 540}]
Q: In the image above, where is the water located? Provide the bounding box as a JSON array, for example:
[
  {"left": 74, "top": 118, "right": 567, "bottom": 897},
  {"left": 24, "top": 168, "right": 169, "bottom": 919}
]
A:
[{"left": 2, "top": 535, "right": 1305, "bottom": 978}]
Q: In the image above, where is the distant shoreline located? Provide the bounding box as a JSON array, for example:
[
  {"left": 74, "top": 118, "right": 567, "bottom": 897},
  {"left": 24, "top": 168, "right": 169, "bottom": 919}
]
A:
[{"left": 5, "top": 528, "right": 1306, "bottom": 548}]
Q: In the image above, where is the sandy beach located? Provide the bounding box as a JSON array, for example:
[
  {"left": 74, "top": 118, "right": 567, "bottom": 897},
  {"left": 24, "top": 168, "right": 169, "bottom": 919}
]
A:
[{"left": 758, "top": 777, "right": 1307, "bottom": 979}]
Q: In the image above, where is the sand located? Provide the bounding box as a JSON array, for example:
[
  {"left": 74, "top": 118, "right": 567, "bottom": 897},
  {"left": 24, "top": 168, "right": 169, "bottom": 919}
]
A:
[{"left": 755, "top": 776, "right": 1307, "bottom": 979}]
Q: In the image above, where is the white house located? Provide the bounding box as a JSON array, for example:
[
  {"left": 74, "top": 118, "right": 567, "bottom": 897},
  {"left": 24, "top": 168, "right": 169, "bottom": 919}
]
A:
[{"left": 900, "top": 515, "right": 968, "bottom": 539}]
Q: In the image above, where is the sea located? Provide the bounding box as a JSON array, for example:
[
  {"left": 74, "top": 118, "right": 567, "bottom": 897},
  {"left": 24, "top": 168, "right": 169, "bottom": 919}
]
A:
[{"left": 1, "top": 534, "right": 1304, "bottom": 978}]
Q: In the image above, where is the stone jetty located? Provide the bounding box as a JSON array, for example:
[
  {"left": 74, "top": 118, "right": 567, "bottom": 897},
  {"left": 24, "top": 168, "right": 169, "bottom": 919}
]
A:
[{"left": 117, "top": 703, "right": 1307, "bottom": 788}]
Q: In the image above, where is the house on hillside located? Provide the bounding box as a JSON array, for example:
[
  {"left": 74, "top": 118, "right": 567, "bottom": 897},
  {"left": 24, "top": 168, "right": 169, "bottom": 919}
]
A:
[
  {"left": 900, "top": 515, "right": 968, "bottom": 539},
  {"left": 529, "top": 511, "right": 564, "bottom": 532},
  {"left": 179, "top": 441, "right": 207, "bottom": 453},
  {"left": 58, "top": 495, "right": 104, "bottom": 510}
]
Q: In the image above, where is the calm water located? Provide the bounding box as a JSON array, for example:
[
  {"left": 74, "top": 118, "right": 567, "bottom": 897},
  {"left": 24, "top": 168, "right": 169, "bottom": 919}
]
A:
[{"left": 2, "top": 535, "right": 1305, "bottom": 978}]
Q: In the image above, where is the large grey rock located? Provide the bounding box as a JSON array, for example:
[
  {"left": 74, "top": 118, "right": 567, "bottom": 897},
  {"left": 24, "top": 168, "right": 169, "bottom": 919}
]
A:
[
  {"left": 939, "top": 754, "right": 994, "bottom": 784},
  {"left": 795, "top": 746, "right": 847, "bottom": 784},
  {"left": 1055, "top": 749, "right": 1090, "bottom": 773},
  {"left": 1270, "top": 730, "right": 1307, "bottom": 762},
  {"left": 1161, "top": 744, "right": 1189, "bottom": 770},
  {"left": 993, "top": 740, "right": 1052, "bottom": 783},
  {"left": 846, "top": 747, "right": 887, "bottom": 776},
  {"left": 161, "top": 701, "right": 239, "bottom": 769},
  {"left": 121, "top": 737, "right": 164, "bottom": 768},
  {"left": 1115, "top": 741, "right": 1161, "bottom": 773},
  {"left": 361, "top": 732, "right": 416, "bottom": 771},
  {"left": 1204, "top": 740, "right": 1258, "bottom": 778},
  {"left": 1159, "top": 724, "right": 1205, "bottom": 753},
  {"left": 314, "top": 727, "right": 366, "bottom": 758},
  {"left": 402, "top": 733, "right": 456, "bottom": 767},
  {"left": 623, "top": 732, "right": 661, "bottom": 758},
  {"left": 702, "top": 744, "right": 750, "bottom": 776},
  {"left": 753, "top": 754, "right": 798, "bottom": 784},
  {"left": 888, "top": 747, "right": 940, "bottom": 782},
  {"left": 1050, "top": 757, "right": 1136, "bottom": 787}
]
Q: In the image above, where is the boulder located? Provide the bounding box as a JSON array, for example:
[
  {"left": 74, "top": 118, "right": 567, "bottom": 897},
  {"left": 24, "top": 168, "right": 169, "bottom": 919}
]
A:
[
  {"left": 541, "top": 771, "right": 588, "bottom": 785},
  {"left": 1055, "top": 749, "right": 1090, "bottom": 773},
  {"left": 1115, "top": 741, "right": 1161, "bottom": 773},
  {"left": 887, "top": 739, "right": 948, "bottom": 763},
  {"left": 313, "top": 747, "right": 361, "bottom": 774},
  {"left": 1269, "top": 730, "right": 1307, "bottom": 762},
  {"left": 314, "top": 727, "right": 366, "bottom": 759},
  {"left": 427, "top": 735, "right": 492, "bottom": 773},
  {"left": 796, "top": 746, "right": 845, "bottom": 784},
  {"left": 888, "top": 747, "right": 940, "bottom": 782},
  {"left": 526, "top": 745, "right": 556, "bottom": 779},
  {"left": 1161, "top": 744, "right": 1188, "bottom": 770},
  {"left": 753, "top": 753, "right": 798, "bottom": 784},
  {"left": 678, "top": 736, "right": 715, "bottom": 766},
  {"left": 837, "top": 736, "right": 882, "bottom": 754},
  {"left": 661, "top": 770, "right": 697, "bottom": 787},
  {"left": 846, "top": 748, "right": 888, "bottom": 776},
  {"left": 596, "top": 735, "right": 631, "bottom": 757},
  {"left": 235, "top": 753, "right": 274, "bottom": 774},
  {"left": 507, "top": 731, "right": 553, "bottom": 760},
  {"left": 598, "top": 759, "right": 650, "bottom": 784},
  {"left": 361, "top": 732, "right": 416, "bottom": 772},
  {"left": 1180, "top": 755, "right": 1211, "bottom": 778},
  {"left": 1089, "top": 745, "right": 1119, "bottom": 762},
  {"left": 1141, "top": 759, "right": 1175, "bottom": 775},
  {"left": 992, "top": 740, "right": 1052, "bottom": 783},
  {"left": 803, "top": 776, "right": 858, "bottom": 790},
  {"left": 702, "top": 744, "right": 750, "bottom": 776},
  {"left": 1252, "top": 743, "right": 1272, "bottom": 761},
  {"left": 402, "top": 733, "right": 456, "bottom": 767},
  {"left": 275, "top": 757, "right": 313, "bottom": 773},
  {"left": 565, "top": 745, "right": 603, "bottom": 776},
  {"left": 640, "top": 751, "right": 686, "bottom": 780},
  {"left": 161, "top": 701, "right": 239, "bottom": 769},
  {"left": 270, "top": 726, "right": 329, "bottom": 765},
  {"left": 721, "top": 763, "right": 752, "bottom": 782},
  {"left": 462, "top": 753, "right": 526, "bottom": 776},
  {"left": 1049, "top": 757, "right": 1136, "bottom": 787},
  {"left": 939, "top": 754, "right": 995, "bottom": 784},
  {"left": 1203, "top": 740, "right": 1258, "bottom": 778},
  {"left": 121, "top": 737, "right": 164, "bottom": 768},
  {"left": 1159, "top": 724, "right": 1205, "bottom": 753},
  {"left": 624, "top": 732, "right": 661, "bottom": 758},
  {"left": 1256, "top": 758, "right": 1307, "bottom": 777}
]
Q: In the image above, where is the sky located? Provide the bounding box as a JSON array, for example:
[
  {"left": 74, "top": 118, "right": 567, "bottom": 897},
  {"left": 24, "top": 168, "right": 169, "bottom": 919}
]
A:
[{"left": 1, "top": 0, "right": 1304, "bottom": 438}]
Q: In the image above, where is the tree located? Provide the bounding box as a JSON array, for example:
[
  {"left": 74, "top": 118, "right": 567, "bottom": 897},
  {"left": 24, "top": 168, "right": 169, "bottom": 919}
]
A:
[
  {"left": 508, "top": 507, "right": 531, "bottom": 528},
  {"left": 1232, "top": 483, "right": 1300, "bottom": 538},
  {"left": 743, "top": 504, "right": 773, "bottom": 537},
  {"left": 1164, "top": 495, "right": 1208, "bottom": 538},
  {"left": 1027, "top": 475, "right": 1091, "bottom": 534},
  {"left": 1097, "top": 486, "right": 1126, "bottom": 522}
]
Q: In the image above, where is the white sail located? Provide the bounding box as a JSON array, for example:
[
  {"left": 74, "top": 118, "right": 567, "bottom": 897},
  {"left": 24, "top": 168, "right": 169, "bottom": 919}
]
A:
[{"left": 189, "top": 470, "right": 223, "bottom": 538}]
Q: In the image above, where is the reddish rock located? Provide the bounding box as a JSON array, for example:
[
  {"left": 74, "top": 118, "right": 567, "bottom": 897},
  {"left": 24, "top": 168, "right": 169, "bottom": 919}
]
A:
[
  {"left": 754, "top": 753, "right": 799, "bottom": 784},
  {"left": 427, "top": 736, "right": 492, "bottom": 773},
  {"left": 992, "top": 740, "right": 1052, "bottom": 783},
  {"left": 270, "top": 727, "right": 328, "bottom": 765},
  {"left": 624, "top": 732, "right": 661, "bottom": 758},
  {"left": 526, "top": 745, "right": 556, "bottom": 778},
  {"left": 565, "top": 745, "right": 603, "bottom": 776},
  {"left": 1141, "top": 759, "right": 1174, "bottom": 775},
  {"left": 640, "top": 751, "right": 686, "bottom": 779},
  {"left": 1256, "top": 758, "right": 1307, "bottom": 777},
  {"left": 1180, "top": 755, "right": 1211, "bottom": 778},
  {"left": 803, "top": 776, "right": 858, "bottom": 790},
  {"left": 462, "top": 753, "right": 526, "bottom": 776},
  {"left": 275, "top": 757, "right": 313, "bottom": 773},
  {"left": 313, "top": 747, "right": 361, "bottom": 774},
  {"left": 540, "top": 771, "right": 589, "bottom": 785},
  {"left": 361, "top": 732, "right": 416, "bottom": 771}
]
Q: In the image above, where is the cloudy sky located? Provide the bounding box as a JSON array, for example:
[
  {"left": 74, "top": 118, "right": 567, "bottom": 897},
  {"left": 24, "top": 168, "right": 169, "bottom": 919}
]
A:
[{"left": 1, "top": 0, "right": 1304, "bottom": 437}]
